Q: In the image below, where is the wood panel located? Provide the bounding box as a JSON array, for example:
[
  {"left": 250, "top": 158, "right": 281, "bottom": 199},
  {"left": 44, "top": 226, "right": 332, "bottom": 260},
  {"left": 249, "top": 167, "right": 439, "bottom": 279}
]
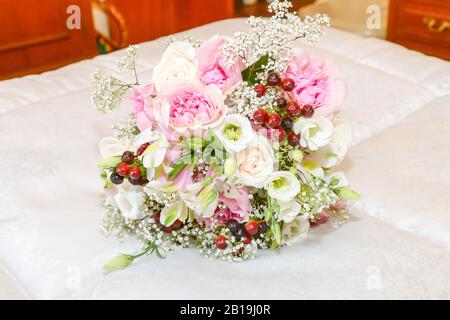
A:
[{"left": 0, "top": 0, "right": 98, "bottom": 79}]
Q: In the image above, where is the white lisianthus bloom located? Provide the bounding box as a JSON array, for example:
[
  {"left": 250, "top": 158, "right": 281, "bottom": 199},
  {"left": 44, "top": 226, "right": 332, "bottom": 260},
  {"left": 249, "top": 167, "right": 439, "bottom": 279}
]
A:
[
  {"left": 277, "top": 199, "right": 302, "bottom": 223},
  {"left": 265, "top": 171, "right": 300, "bottom": 203},
  {"left": 152, "top": 41, "right": 198, "bottom": 93},
  {"left": 99, "top": 137, "right": 128, "bottom": 159},
  {"left": 281, "top": 215, "right": 310, "bottom": 245},
  {"left": 293, "top": 117, "right": 334, "bottom": 151},
  {"left": 215, "top": 114, "right": 254, "bottom": 152},
  {"left": 113, "top": 186, "right": 145, "bottom": 219},
  {"left": 325, "top": 171, "right": 349, "bottom": 189},
  {"left": 235, "top": 135, "right": 275, "bottom": 188}
]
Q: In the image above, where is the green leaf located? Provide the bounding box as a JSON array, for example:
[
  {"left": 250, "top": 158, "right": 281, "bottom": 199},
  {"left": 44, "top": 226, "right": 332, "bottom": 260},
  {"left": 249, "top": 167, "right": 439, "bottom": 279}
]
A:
[
  {"left": 103, "top": 254, "right": 134, "bottom": 270},
  {"left": 335, "top": 187, "right": 361, "bottom": 200},
  {"left": 160, "top": 202, "right": 182, "bottom": 227},
  {"left": 271, "top": 220, "right": 282, "bottom": 246},
  {"left": 185, "top": 137, "right": 205, "bottom": 150},
  {"left": 98, "top": 156, "right": 122, "bottom": 170},
  {"left": 168, "top": 163, "right": 188, "bottom": 181},
  {"left": 241, "top": 54, "right": 270, "bottom": 84}
]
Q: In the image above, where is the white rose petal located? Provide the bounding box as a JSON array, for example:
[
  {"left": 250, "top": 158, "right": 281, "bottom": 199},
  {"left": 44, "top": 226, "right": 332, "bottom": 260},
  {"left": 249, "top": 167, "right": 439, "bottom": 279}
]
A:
[
  {"left": 277, "top": 199, "right": 302, "bottom": 223},
  {"left": 235, "top": 135, "right": 275, "bottom": 188},
  {"left": 152, "top": 41, "right": 198, "bottom": 93},
  {"left": 215, "top": 114, "right": 254, "bottom": 152},
  {"left": 293, "top": 117, "right": 333, "bottom": 151},
  {"left": 265, "top": 171, "right": 300, "bottom": 203},
  {"left": 99, "top": 137, "right": 127, "bottom": 159}
]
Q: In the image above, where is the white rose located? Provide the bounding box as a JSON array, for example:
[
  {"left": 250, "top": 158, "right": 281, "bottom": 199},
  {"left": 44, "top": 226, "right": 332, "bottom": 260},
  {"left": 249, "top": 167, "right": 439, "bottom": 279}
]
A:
[
  {"left": 281, "top": 215, "right": 310, "bottom": 245},
  {"left": 215, "top": 114, "right": 254, "bottom": 152},
  {"left": 277, "top": 199, "right": 302, "bottom": 223},
  {"left": 293, "top": 117, "right": 333, "bottom": 151},
  {"left": 113, "top": 186, "right": 145, "bottom": 219},
  {"left": 152, "top": 41, "right": 198, "bottom": 93},
  {"left": 265, "top": 171, "right": 300, "bottom": 203},
  {"left": 235, "top": 135, "right": 275, "bottom": 188}
]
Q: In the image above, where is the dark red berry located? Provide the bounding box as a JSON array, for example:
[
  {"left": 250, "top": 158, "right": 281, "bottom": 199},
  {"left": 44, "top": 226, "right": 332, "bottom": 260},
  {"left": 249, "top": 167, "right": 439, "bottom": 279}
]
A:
[
  {"left": 163, "top": 226, "right": 174, "bottom": 233},
  {"left": 271, "top": 128, "right": 286, "bottom": 142},
  {"left": 280, "top": 117, "right": 294, "bottom": 131},
  {"left": 227, "top": 220, "right": 240, "bottom": 233},
  {"left": 128, "top": 177, "right": 142, "bottom": 185},
  {"left": 242, "top": 235, "right": 252, "bottom": 245},
  {"left": 122, "top": 151, "right": 135, "bottom": 164},
  {"left": 253, "top": 109, "right": 268, "bottom": 124},
  {"left": 254, "top": 84, "right": 267, "bottom": 97},
  {"left": 267, "top": 72, "right": 281, "bottom": 86},
  {"left": 171, "top": 219, "right": 183, "bottom": 229},
  {"left": 129, "top": 166, "right": 142, "bottom": 180},
  {"left": 215, "top": 236, "right": 228, "bottom": 250},
  {"left": 281, "top": 78, "right": 295, "bottom": 91},
  {"left": 233, "top": 227, "right": 246, "bottom": 240},
  {"left": 136, "top": 143, "right": 150, "bottom": 156},
  {"left": 276, "top": 97, "right": 287, "bottom": 108},
  {"left": 266, "top": 113, "right": 281, "bottom": 128},
  {"left": 116, "top": 163, "right": 130, "bottom": 177},
  {"left": 244, "top": 221, "right": 259, "bottom": 236},
  {"left": 287, "top": 132, "right": 301, "bottom": 147},
  {"left": 286, "top": 101, "right": 301, "bottom": 117},
  {"left": 301, "top": 105, "right": 315, "bottom": 118},
  {"left": 110, "top": 172, "right": 124, "bottom": 185},
  {"left": 257, "top": 221, "right": 269, "bottom": 237}
]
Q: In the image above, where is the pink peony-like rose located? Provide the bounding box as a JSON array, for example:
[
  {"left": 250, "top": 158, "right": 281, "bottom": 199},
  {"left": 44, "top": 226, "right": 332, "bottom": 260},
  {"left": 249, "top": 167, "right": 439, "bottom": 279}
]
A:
[
  {"left": 197, "top": 35, "right": 244, "bottom": 94},
  {"left": 131, "top": 84, "right": 156, "bottom": 131},
  {"left": 216, "top": 184, "right": 251, "bottom": 223},
  {"left": 285, "top": 48, "right": 345, "bottom": 117},
  {"left": 154, "top": 80, "right": 227, "bottom": 135}
]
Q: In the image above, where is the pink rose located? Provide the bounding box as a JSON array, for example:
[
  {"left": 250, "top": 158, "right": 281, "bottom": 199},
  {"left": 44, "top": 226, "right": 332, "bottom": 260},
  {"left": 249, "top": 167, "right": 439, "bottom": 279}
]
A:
[
  {"left": 131, "top": 84, "right": 156, "bottom": 131},
  {"left": 285, "top": 48, "right": 345, "bottom": 117},
  {"left": 197, "top": 35, "right": 243, "bottom": 94},
  {"left": 154, "top": 80, "right": 227, "bottom": 135},
  {"left": 217, "top": 184, "right": 251, "bottom": 223}
]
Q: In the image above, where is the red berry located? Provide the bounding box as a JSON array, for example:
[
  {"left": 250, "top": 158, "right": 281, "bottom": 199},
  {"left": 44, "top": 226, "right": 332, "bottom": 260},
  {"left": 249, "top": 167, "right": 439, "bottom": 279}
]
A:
[
  {"left": 287, "top": 132, "right": 301, "bottom": 147},
  {"left": 267, "top": 72, "right": 281, "bottom": 86},
  {"left": 254, "top": 84, "right": 267, "bottom": 97},
  {"left": 136, "top": 143, "right": 150, "bottom": 156},
  {"left": 301, "top": 105, "right": 315, "bottom": 118},
  {"left": 242, "top": 235, "right": 252, "bottom": 245},
  {"left": 215, "top": 236, "right": 228, "bottom": 250},
  {"left": 266, "top": 113, "right": 281, "bottom": 128},
  {"left": 116, "top": 163, "right": 130, "bottom": 177},
  {"left": 286, "top": 101, "right": 301, "bottom": 117},
  {"left": 271, "top": 128, "right": 286, "bottom": 142},
  {"left": 244, "top": 221, "right": 259, "bottom": 236},
  {"left": 281, "top": 78, "right": 295, "bottom": 91},
  {"left": 253, "top": 108, "right": 268, "bottom": 124},
  {"left": 280, "top": 117, "right": 294, "bottom": 131},
  {"left": 129, "top": 166, "right": 142, "bottom": 180},
  {"left": 122, "top": 151, "right": 135, "bottom": 164},
  {"left": 171, "top": 219, "right": 183, "bottom": 229}
]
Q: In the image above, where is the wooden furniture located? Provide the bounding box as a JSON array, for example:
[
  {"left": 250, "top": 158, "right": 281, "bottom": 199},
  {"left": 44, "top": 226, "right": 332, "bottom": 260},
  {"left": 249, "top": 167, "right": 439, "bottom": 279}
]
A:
[
  {"left": 388, "top": 0, "right": 450, "bottom": 60},
  {"left": 0, "top": 0, "right": 235, "bottom": 80},
  {"left": 0, "top": 0, "right": 98, "bottom": 80}
]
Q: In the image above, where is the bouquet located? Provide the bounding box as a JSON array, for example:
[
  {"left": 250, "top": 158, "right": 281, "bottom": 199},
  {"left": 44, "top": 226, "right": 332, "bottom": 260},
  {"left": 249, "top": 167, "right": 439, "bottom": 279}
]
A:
[{"left": 92, "top": 0, "right": 359, "bottom": 269}]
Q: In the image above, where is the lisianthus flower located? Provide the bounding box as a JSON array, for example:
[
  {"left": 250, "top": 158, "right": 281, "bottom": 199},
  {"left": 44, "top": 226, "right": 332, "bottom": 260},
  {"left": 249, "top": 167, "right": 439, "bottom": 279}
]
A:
[
  {"left": 98, "top": 136, "right": 128, "bottom": 159},
  {"left": 215, "top": 114, "right": 254, "bottom": 152},
  {"left": 197, "top": 35, "right": 243, "bottom": 94},
  {"left": 113, "top": 185, "right": 145, "bottom": 219},
  {"left": 235, "top": 135, "right": 275, "bottom": 188},
  {"left": 277, "top": 199, "right": 302, "bottom": 223},
  {"left": 285, "top": 48, "right": 345, "bottom": 117},
  {"left": 293, "top": 116, "right": 333, "bottom": 151},
  {"left": 153, "top": 80, "right": 227, "bottom": 135},
  {"left": 265, "top": 171, "right": 300, "bottom": 203},
  {"left": 281, "top": 215, "right": 310, "bottom": 245},
  {"left": 152, "top": 41, "right": 198, "bottom": 93}
]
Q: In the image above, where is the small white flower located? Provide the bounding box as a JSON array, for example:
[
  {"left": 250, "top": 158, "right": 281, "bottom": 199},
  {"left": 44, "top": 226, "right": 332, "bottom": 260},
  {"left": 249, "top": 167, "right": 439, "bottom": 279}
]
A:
[
  {"left": 235, "top": 135, "right": 275, "bottom": 188},
  {"left": 113, "top": 186, "right": 144, "bottom": 219},
  {"left": 277, "top": 199, "right": 302, "bottom": 223},
  {"left": 265, "top": 171, "right": 300, "bottom": 203},
  {"left": 293, "top": 117, "right": 333, "bottom": 151},
  {"left": 152, "top": 41, "right": 198, "bottom": 93},
  {"left": 281, "top": 215, "right": 310, "bottom": 245},
  {"left": 215, "top": 114, "right": 254, "bottom": 152}
]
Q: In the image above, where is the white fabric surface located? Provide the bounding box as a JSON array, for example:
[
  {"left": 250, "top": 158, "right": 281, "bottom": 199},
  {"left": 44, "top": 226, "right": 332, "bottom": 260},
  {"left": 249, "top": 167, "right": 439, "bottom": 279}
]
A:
[{"left": 0, "top": 18, "right": 449, "bottom": 299}]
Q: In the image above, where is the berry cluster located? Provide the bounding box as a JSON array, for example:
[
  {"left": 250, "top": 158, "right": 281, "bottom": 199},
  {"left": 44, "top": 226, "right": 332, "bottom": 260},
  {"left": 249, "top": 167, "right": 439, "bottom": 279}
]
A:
[
  {"left": 215, "top": 220, "right": 268, "bottom": 250},
  {"left": 110, "top": 149, "right": 148, "bottom": 186},
  {"left": 252, "top": 72, "right": 315, "bottom": 147}
]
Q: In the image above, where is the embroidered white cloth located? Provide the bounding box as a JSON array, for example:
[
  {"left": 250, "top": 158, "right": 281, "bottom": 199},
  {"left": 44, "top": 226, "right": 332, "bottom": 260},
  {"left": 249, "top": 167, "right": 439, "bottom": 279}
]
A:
[{"left": 0, "top": 18, "right": 449, "bottom": 299}]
